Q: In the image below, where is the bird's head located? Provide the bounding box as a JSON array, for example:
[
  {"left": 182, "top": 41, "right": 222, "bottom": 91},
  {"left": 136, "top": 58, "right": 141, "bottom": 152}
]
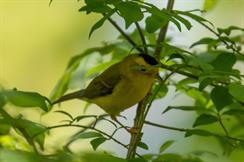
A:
[{"left": 123, "top": 54, "right": 159, "bottom": 76}]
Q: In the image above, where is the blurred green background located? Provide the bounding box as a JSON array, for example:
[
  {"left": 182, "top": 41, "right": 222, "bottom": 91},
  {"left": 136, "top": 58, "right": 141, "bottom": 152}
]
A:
[{"left": 0, "top": 0, "right": 243, "bottom": 162}]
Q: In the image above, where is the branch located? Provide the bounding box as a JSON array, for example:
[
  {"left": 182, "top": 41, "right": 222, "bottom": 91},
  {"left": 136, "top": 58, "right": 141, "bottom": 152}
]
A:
[
  {"left": 45, "top": 124, "right": 143, "bottom": 157},
  {"left": 107, "top": 17, "right": 144, "bottom": 53},
  {"left": 154, "top": 0, "right": 175, "bottom": 60},
  {"left": 126, "top": 1, "right": 175, "bottom": 160},
  {"left": 144, "top": 120, "right": 244, "bottom": 143},
  {"left": 135, "top": 22, "right": 148, "bottom": 54}
]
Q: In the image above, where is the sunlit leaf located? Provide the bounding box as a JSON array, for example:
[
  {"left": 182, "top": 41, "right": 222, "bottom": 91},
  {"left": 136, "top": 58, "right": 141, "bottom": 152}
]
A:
[
  {"left": 193, "top": 114, "right": 218, "bottom": 127},
  {"left": 204, "top": 0, "right": 218, "bottom": 11}
]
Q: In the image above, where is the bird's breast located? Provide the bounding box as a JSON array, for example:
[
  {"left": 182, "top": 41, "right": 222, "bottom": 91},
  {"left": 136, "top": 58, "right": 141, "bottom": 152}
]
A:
[{"left": 91, "top": 74, "right": 155, "bottom": 116}]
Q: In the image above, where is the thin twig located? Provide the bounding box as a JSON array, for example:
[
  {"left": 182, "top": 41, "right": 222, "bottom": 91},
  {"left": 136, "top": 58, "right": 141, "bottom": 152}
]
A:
[
  {"left": 135, "top": 22, "right": 148, "bottom": 54},
  {"left": 107, "top": 17, "right": 144, "bottom": 53},
  {"left": 218, "top": 113, "right": 229, "bottom": 137},
  {"left": 45, "top": 124, "right": 143, "bottom": 158},
  {"left": 145, "top": 120, "right": 244, "bottom": 143},
  {"left": 198, "top": 21, "right": 243, "bottom": 56}
]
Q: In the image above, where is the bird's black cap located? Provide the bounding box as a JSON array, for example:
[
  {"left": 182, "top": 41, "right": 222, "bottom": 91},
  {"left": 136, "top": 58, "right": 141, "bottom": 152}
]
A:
[{"left": 139, "top": 54, "right": 158, "bottom": 65}]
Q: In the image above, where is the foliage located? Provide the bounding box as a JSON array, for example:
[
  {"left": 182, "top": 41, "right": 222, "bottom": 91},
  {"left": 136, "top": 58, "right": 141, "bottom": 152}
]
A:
[{"left": 0, "top": 0, "right": 244, "bottom": 162}]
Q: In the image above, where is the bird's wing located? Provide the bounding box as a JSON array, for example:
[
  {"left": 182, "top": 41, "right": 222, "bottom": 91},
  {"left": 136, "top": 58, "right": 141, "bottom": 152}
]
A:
[{"left": 84, "top": 63, "right": 122, "bottom": 99}]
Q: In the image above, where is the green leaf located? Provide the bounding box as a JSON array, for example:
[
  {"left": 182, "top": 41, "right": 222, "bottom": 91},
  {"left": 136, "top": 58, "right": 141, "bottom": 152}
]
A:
[
  {"left": 0, "top": 119, "right": 10, "bottom": 135},
  {"left": 190, "top": 37, "right": 217, "bottom": 48},
  {"left": 0, "top": 93, "right": 6, "bottom": 108},
  {"left": 152, "top": 83, "right": 168, "bottom": 100},
  {"left": 159, "top": 140, "right": 175, "bottom": 153},
  {"left": 54, "top": 110, "right": 73, "bottom": 121},
  {"left": 90, "top": 137, "right": 107, "bottom": 150},
  {"left": 1, "top": 90, "right": 50, "bottom": 112},
  {"left": 172, "top": 13, "right": 192, "bottom": 30},
  {"left": 76, "top": 131, "right": 103, "bottom": 139},
  {"left": 15, "top": 118, "right": 46, "bottom": 150},
  {"left": 204, "top": 0, "right": 218, "bottom": 11},
  {"left": 163, "top": 106, "right": 203, "bottom": 114},
  {"left": 199, "top": 78, "right": 212, "bottom": 91},
  {"left": 229, "top": 84, "right": 244, "bottom": 102},
  {"left": 211, "top": 53, "right": 236, "bottom": 72},
  {"left": 145, "top": 15, "right": 166, "bottom": 33},
  {"left": 117, "top": 2, "right": 143, "bottom": 28},
  {"left": 89, "top": 9, "right": 116, "bottom": 38},
  {"left": 175, "top": 10, "right": 213, "bottom": 26},
  {"left": 138, "top": 141, "right": 149, "bottom": 150},
  {"left": 217, "top": 26, "right": 244, "bottom": 36},
  {"left": 193, "top": 114, "right": 218, "bottom": 127},
  {"left": 210, "top": 86, "right": 233, "bottom": 111},
  {"left": 79, "top": 5, "right": 112, "bottom": 14},
  {"left": 185, "top": 129, "right": 213, "bottom": 137},
  {"left": 74, "top": 115, "right": 97, "bottom": 122}
]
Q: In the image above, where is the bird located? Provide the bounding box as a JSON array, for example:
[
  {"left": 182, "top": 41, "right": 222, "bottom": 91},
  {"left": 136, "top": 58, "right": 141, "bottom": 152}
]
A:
[{"left": 52, "top": 54, "right": 159, "bottom": 120}]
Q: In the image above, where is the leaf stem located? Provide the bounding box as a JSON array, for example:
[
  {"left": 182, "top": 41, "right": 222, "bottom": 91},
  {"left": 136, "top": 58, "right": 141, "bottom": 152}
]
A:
[
  {"left": 154, "top": 0, "right": 175, "bottom": 60},
  {"left": 107, "top": 17, "right": 144, "bottom": 53},
  {"left": 135, "top": 22, "right": 148, "bottom": 54}
]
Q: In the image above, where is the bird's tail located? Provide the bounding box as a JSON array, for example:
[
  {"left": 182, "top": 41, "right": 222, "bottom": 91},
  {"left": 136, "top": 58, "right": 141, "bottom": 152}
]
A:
[{"left": 52, "top": 90, "right": 85, "bottom": 105}]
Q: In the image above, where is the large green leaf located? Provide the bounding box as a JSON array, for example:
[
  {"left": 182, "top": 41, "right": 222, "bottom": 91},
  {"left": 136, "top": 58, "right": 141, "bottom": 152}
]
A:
[
  {"left": 1, "top": 90, "right": 50, "bottom": 112},
  {"left": 117, "top": 2, "right": 144, "bottom": 28},
  {"left": 210, "top": 86, "right": 233, "bottom": 111},
  {"left": 193, "top": 114, "right": 218, "bottom": 127},
  {"left": 228, "top": 84, "right": 244, "bottom": 102},
  {"left": 211, "top": 53, "right": 236, "bottom": 72},
  {"left": 145, "top": 15, "right": 167, "bottom": 33}
]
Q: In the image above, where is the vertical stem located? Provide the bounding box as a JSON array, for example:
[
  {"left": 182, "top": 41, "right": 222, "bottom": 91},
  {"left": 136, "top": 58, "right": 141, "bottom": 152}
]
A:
[
  {"left": 154, "top": 0, "right": 175, "bottom": 60},
  {"left": 126, "top": 0, "right": 175, "bottom": 160}
]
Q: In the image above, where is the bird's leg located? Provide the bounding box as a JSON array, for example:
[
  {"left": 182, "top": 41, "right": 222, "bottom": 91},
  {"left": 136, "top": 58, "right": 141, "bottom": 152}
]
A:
[{"left": 111, "top": 115, "right": 138, "bottom": 134}]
